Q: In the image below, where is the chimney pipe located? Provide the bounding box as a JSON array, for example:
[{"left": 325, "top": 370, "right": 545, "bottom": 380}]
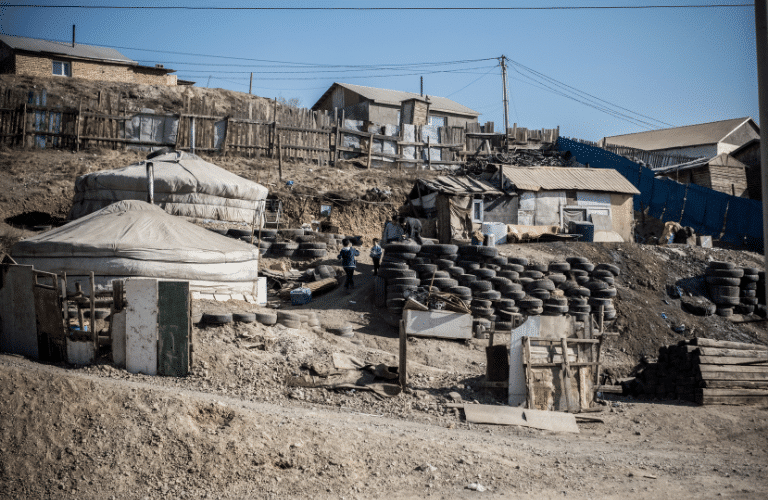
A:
[
  {"left": 72, "top": 25, "right": 75, "bottom": 47},
  {"left": 420, "top": 76, "right": 423, "bottom": 96}
]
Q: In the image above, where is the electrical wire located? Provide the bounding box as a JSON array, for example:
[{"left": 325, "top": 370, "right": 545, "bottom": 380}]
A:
[
  {"left": 173, "top": 64, "right": 498, "bottom": 80},
  {"left": 4, "top": 4, "right": 754, "bottom": 10},
  {"left": 445, "top": 65, "right": 498, "bottom": 98}
]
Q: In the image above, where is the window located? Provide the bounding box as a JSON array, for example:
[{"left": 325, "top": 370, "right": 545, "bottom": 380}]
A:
[
  {"left": 472, "top": 199, "right": 484, "bottom": 223},
  {"left": 52, "top": 61, "right": 71, "bottom": 77}
]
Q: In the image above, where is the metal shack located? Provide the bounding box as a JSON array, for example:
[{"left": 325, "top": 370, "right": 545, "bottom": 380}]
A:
[
  {"left": 407, "top": 175, "right": 503, "bottom": 243},
  {"left": 494, "top": 166, "right": 640, "bottom": 243}
]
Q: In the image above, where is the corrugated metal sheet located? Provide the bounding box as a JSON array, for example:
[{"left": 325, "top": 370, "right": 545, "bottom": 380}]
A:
[
  {"left": 419, "top": 175, "right": 502, "bottom": 196},
  {"left": 0, "top": 34, "right": 135, "bottom": 64},
  {"left": 312, "top": 82, "right": 480, "bottom": 117},
  {"left": 603, "top": 117, "right": 752, "bottom": 151},
  {"left": 501, "top": 167, "right": 640, "bottom": 195}
]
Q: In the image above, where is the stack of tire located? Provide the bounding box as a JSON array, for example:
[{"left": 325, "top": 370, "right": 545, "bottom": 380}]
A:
[
  {"left": 295, "top": 234, "right": 328, "bottom": 260},
  {"left": 736, "top": 267, "right": 760, "bottom": 315},
  {"left": 454, "top": 245, "right": 510, "bottom": 330},
  {"left": 270, "top": 241, "right": 299, "bottom": 258},
  {"left": 276, "top": 310, "right": 302, "bottom": 329},
  {"left": 379, "top": 241, "right": 422, "bottom": 316},
  {"left": 586, "top": 263, "right": 619, "bottom": 321},
  {"left": 705, "top": 261, "right": 742, "bottom": 317}
]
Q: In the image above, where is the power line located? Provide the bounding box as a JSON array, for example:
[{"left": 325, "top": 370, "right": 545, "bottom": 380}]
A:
[
  {"left": 175, "top": 64, "right": 499, "bottom": 80},
  {"left": 446, "top": 66, "right": 498, "bottom": 98},
  {"left": 4, "top": 4, "right": 754, "bottom": 10}
]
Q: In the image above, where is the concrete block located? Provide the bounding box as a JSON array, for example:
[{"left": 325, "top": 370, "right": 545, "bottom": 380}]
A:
[
  {"left": 508, "top": 316, "right": 540, "bottom": 407},
  {"left": 125, "top": 278, "right": 158, "bottom": 375},
  {"left": 111, "top": 310, "right": 126, "bottom": 368},
  {"left": 67, "top": 338, "right": 94, "bottom": 365},
  {"left": 257, "top": 277, "right": 268, "bottom": 305}
]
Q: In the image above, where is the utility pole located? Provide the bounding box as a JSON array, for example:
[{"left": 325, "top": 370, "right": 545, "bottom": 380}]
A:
[
  {"left": 500, "top": 55, "right": 510, "bottom": 151},
  {"left": 755, "top": 1, "right": 768, "bottom": 306}
]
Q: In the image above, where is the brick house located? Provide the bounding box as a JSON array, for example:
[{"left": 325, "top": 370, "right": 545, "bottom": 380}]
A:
[{"left": 0, "top": 34, "right": 177, "bottom": 86}]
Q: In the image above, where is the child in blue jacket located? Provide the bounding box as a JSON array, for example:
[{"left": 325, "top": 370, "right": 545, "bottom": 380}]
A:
[{"left": 338, "top": 239, "right": 360, "bottom": 289}]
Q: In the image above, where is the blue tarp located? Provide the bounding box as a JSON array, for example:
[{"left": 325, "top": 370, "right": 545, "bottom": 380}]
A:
[{"left": 557, "top": 137, "right": 763, "bottom": 247}]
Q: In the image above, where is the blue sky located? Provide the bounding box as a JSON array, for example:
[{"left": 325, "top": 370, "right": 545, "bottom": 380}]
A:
[{"left": 0, "top": 1, "right": 759, "bottom": 141}]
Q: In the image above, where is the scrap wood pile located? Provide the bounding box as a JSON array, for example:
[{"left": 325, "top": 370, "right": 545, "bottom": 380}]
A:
[
  {"left": 374, "top": 240, "right": 622, "bottom": 333},
  {"left": 626, "top": 337, "right": 768, "bottom": 405}
]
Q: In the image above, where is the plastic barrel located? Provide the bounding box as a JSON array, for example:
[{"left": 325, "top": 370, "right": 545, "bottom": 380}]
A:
[{"left": 569, "top": 221, "right": 594, "bottom": 242}]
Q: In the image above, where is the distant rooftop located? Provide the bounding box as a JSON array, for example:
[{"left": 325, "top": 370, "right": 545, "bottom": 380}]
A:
[{"left": 602, "top": 117, "right": 755, "bottom": 152}]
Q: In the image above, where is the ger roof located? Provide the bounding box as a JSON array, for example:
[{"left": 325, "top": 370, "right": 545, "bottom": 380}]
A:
[
  {"left": 602, "top": 117, "right": 755, "bottom": 152},
  {"left": 500, "top": 167, "right": 640, "bottom": 195},
  {"left": 312, "top": 82, "right": 480, "bottom": 117},
  {"left": 1, "top": 33, "right": 136, "bottom": 65}
]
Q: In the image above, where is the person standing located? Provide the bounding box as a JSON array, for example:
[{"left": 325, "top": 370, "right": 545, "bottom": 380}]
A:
[
  {"left": 382, "top": 215, "right": 404, "bottom": 243},
  {"left": 370, "top": 238, "right": 383, "bottom": 276},
  {"left": 337, "top": 238, "right": 360, "bottom": 289},
  {"left": 403, "top": 216, "right": 423, "bottom": 244}
]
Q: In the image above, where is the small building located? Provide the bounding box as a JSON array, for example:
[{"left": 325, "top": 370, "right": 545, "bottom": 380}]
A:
[
  {"left": 653, "top": 153, "right": 749, "bottom": 198},
  {"left": 494, "top": 166, "right": 640, "bottom": 243},
  {"left": 600, "top": 117, "right": 760, "bottom": 158},
  {"left": 407, "top": 175, "right": 503, "bottom": 243},
  {"left": 311, "top": 82, "right": 480, "bottom": 128},
  {"left": 0, "top": 34, "right": 177, "bottom": 86},
  {"left": 730, "top": 139, "right": 761, "bottom": 200}
]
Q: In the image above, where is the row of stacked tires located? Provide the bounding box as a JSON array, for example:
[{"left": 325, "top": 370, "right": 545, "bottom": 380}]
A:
[
  {"left": 209, "top": 227, "right": 355, "bottom": 260},
  {"left": 199, "top": 310, "right": 320, "bottom": 329},
  {"left": 705, "top": 261, "right": 761, "bottom": 317},
  {"left": 374, "top": 241, "right": 621, "bottom": 330}
]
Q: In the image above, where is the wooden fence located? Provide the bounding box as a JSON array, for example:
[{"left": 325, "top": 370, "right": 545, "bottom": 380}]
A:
[{"left": 0, "top": 88, "right": 559, "bottom": 169}]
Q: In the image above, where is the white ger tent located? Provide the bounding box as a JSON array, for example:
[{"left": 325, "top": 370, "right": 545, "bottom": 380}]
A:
[
  {"left": 13, "top": 200, "right": 261, "bottom": 296},
  {"left": 69, "top": 150, "right": 268, "bottom": 224}
]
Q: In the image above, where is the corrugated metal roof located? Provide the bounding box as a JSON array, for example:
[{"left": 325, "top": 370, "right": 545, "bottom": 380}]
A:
[
  {"left": 0, "top": 34, "right": 135, "bottom": 64},
  {"left": 603, "top": 117, "right": 754, "bottom": 151},
  {"left": 312, "top": 82, "right": 480, "bottom": 117},
  {"left": 653, "top": 153, "right": 747, "bottom": 176},
  {"left": 419, "top": 175, "right": 502, "bottom": 196},
  {"left": 501, "top": 167, "right": 640, "bottom": 195}
]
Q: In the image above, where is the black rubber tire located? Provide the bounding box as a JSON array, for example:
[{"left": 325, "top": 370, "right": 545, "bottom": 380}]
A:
[
  {"left": 421, "top": 270, "right": 450, "bottom": 280},
  {"left": 383, "top": 242, "right": 421, "bottom": 254},
  {"left": 547, "top": 273, "right": 567, "bottom": 285},
  {"left": 436, "top": 259, "right": 455, "bottom": 270},
  {"left": 432, "top": 278, "right": 459, "bottom": 289},
  {"left": 458, "top": 261, "right": 481, "bottom": 271},
  {"left": 575, "top": 275, "right": 590, "bottom": 285},
  {"left": 413, "top": 263, "right": 438, "bottom": 274},
  {"left": 203, "top": 313, "right": 233, "bottom": 325},
  {"left": 519, "top": 277, "right": 534, "bottom": 287},
  {"left": 741, "top": 274, "right": 760, "bottom": 283},
  {"left": 469, "top": 280, "right": 493, "bottom": 292},
  {"left": 548, "top": 262, "right": 571, "bottom": 273},
  {"left": 566, "top": 256, "right": 589, "bottom": 265},
  {"left": 255, "top": 312, "right": 277, "bottom": 325},
  {"left": 528, "top": 263, "right": 547, "bottom": 273},
  {"left": 585, "top": 280, "right": 609, "bottom": 291},
  {"left": 742, "top": 297, "right": 759, "bottom": 305},
  {"left": 528, "top": 289, "right": 551, "bottom": 301},
  {"left": 228, "top": 228, "right": 252, "bottom": 238},
  {"left": 281, "top": 319, "right": 302, "bottom": 329},
  {"left": 489, "top": 256, "right": 508, "bottom": 267},
  {"left": 381, "top": 261, "right": 409, "bottom": 270},
  {"left": 447, "top": 266, "right": 465, "bottom": 278},
  {"left": 543, "top": 305, "right": 569, "bottom": 315},
  {"left": 709, "top": 285, "right": 740, "bottom": 297},
  {"left": 233, "top": 312, "right": 256, "bottom": 323},
  {"left": 471, "top": 298, "right": 492, "bottom": 308},
  {"left": 715, "top": 307, "right": 734, "bottom": 317},
  {"left": 706, "top": 276, "right": 742, "bottom": 286},
  {"left": 742, "top": 267, "right": 760, "bottom": 275},
  {"left": 504, "top": 264, "right": 525, "bottom": 273},
  {"left": 495, "top": 298, "right": 516, "bottom": 309},
  {"left": 595, "top": 263, "right": 620, "bottom": 276},
  {"left": 277, "top": 310, "right": 301, "bottom": 321},
  {"left": 299, "top": 242, "right": 327, "bottom": 250},
  {"left": 489, "top": 276, "right": 512, "bottom": 289},
  {"left": 448, "top": 286, "right": 472, "bottom": 297},
  {"left": 589, "top": 297, "right": 613, "bottom": 308},
  {"left": 570, "top": 269, "right": 589, "bottom": 277},
  {"left": 706, "top": 268, "right": 744, "bottom": 278},
  {"left": 528, "top": 279, "right": 555, "bottom": 292},
  {"left": 708, "top": 261, "right": 735, "bottom": 270},
  {"left": 592, "top": 269, "right": 614, "bottom": 280},
  {"left": 735, "top": 304, "right": 756, "bottom": 315},
  {"left": 603, "top": 309, "right": 617, "bottom": 320},
  {"left": 741, "top": 289, "right": 757, "bottom": 298},
  {"left": 389, "top": 277, "right": 420, "bottom": 287},
  {"left": 471, "top": 268, "right": 496, "bottom": 279},
  {"left": 458, "top": 274, "right": 478, "bottom": 286},
  {"left": 592, "top": 287, "right": 617, "bottom": 298},
  {"left": 546, "top": 297, "right": 568, "bottom": 307},
  {"left": 475, "top": 290, "right": 501, "bottom": 300},
  {"left": 295, "top": 235, "right": 316, "bottom": 243},
  {"left": 271, "top": 242, "right": 300, "bottom": 251},
  {"left": 518, "top": 297, "right": 543, "bottom": 308},
  {"left": 507, "top": 257, "right": 529, "bottom": 266},
  {"left": 471, "top": 306, "right": 495, "bottom": 317},
  {"left": 521, "top": 270, "right": 544, "bottom": 280},
  {"left": 504, "top": 290, "right": 526, "bottom": 301},
  {"left": 497, "top": 271, "right": 519, "bottom": 281},
  {"left": 495, "top": 321, "right": 513, "bottom": 331},
  {"left": 297, "top": 249, "right": 327, "bottom": 259},
  {"left": 420, "top": 243, "right": 458, "bottom": 254},
  {"left": 387, "top": 284, "right": 417, "bottom": 294},
  {"left": 525, "top": 307, "right": 544, "bottom": 316},
  {"left": 380, "top": 268, "right": 417, "bottom": 280},
  {"left": 712, "top": 295, "right": 740, "bottom": 306},
  {"left": 574, "top": 263, "right": 595, "bottom": 273},
  {"left": 500, "top": 283, "right": 523, "bottom": 293}
]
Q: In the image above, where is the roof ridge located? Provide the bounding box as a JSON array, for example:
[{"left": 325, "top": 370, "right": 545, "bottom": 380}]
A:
[{"left": 607, "top": 116, "right": 751, "bottom": 139}]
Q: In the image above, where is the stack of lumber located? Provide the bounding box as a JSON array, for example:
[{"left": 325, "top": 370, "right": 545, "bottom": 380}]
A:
[{"left": 630, "top": 337, "right": 767, "bottom": 405}]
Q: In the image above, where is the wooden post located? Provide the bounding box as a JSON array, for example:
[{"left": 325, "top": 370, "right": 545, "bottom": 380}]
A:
[
  {"left": 90, "top": 272, "right": 96, "bottom": 350},
  {"left": 75, "top": 100, "right": 81, "bottom": 152},
  {"left": 21, "top": 102, "right": 27, "bottom": 148},
  {"left": 427, "top": 135, "right": 432, "bottom": 170},
  {"left": 60, "top": 272, "right": 68, "bottom": 322},
  {"left": 221, "top": 116, "right": 229, "bottom": 155},
  {"left": 523, "top": 336, "right": 535, "bottom": 409},
  {"left": 599, "top": 305, "right": 605, "bottom": 334},
  {"left": 561, "top": 337, "right": 576, "bottom": 412},
  {"left": 595, "top": 330, "right": 605, "bottom": 386},
  {"left": 334, "top": 109, "right": 344, "bottom": 166},
  {"left": 399, "top": 320, "right": 407, "bottom": 389},
  {"left": 277, "top": 134, "right": 283, "bottom": 181},
  {"left": 190, "top": 116, "right": 196, "bottom": 154},
  {"left": 367, "top": 132, "right": 373, "bottom": 169}
]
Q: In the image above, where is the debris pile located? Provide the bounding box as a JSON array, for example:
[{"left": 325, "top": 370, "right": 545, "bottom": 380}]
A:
[{"left": 626, "top": 337, "right": 768, "bottom": 405}]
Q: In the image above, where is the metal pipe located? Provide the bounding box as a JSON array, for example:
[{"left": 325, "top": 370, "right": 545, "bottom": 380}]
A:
[{"left": 146, "top": 161, "right": 154, "bottom": 205}]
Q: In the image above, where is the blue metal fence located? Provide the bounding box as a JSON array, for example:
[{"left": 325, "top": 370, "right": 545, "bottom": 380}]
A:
[{"left": 558, "top": 137, "right": 762, "bottom": 251}]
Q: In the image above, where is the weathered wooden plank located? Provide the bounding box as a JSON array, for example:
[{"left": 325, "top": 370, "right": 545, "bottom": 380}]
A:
[
  {"left": 698, "top": 364, "right": 768, "bottom": 373},
  {"left": 463, "top": 404, "right": 579, "bottom": 433},
  {"left": 694, "top": 346, "right": 768, "bottom": 357},
  {"left": 701, "top": 380, "right": 768, "bottom": 389},
  {"left": 697, "top": 355, "right": 768, "bottom": 365},
  {"left": 691, "top": 338, "right": 767, "bottom": 351},
  {"left": 698, "top": 388, "right": 768, "bottom": 396}
]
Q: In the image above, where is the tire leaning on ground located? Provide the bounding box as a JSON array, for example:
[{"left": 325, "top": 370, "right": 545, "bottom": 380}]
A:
[
  {"left": 233, "top": 312, "right": 256, "bottom": 323},
  {"left": 255, "top": 312, "right": 277, "bottom": 325},
  {"left": 203, "top": 313, "right": 233, "bottom": 325}
]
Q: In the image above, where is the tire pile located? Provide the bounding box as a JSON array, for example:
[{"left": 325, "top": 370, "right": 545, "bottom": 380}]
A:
[
  {"left": 705, "top": 261, "right": 761, "bottom": 317},
  {"left": 199, "top": 309, "right": 320, "bottom": 329},
  {"left": 211, "top": 226, "right": 361, "bottom": 261},
  {"left": 374, "top": 241, "right": 622, "bottom": 330}
]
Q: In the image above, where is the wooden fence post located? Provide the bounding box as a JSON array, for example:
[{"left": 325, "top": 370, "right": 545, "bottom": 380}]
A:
[
  {"left": 190, "top": 117, "right": 196, "bottom": 154},
  {"left": 427, "top": 135, "right": 432, "bottom": 170},
  {"left": 277, "top": 134, "right": 283, "bottom": 182},
  {"left": 75, "top": 101, "right": 82, "bottom": 152},
  {"left": 21, "top": 102, "right": 27, "bottom": 148},
  {"left": 367, "top": 132, "right": 373, "bottom": 169}
]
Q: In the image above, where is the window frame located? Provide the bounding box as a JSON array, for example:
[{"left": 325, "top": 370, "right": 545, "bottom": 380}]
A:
[{"left": 52, "top": 60, "right": 71, "bottom": 77}]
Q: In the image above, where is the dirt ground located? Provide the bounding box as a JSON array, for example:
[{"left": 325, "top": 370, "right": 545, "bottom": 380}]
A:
[{"left": 1, "top": 122, "right": 767, "bottom": 497}]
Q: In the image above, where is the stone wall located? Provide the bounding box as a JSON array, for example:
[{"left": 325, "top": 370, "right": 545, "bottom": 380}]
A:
[{"left": 14, "top": 53, "right": 176, "bottom": 86}]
